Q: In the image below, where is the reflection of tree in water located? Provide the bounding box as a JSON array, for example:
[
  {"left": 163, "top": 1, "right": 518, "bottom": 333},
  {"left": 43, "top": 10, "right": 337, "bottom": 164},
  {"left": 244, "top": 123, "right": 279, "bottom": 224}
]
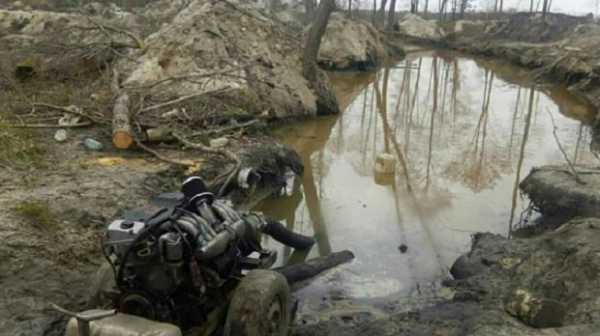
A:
[
  {"left": 508, "top": 87, "right": 536, "bottom": 235},
  {"left": 444, "top": 69, "right": 502, "bottom": 192}
]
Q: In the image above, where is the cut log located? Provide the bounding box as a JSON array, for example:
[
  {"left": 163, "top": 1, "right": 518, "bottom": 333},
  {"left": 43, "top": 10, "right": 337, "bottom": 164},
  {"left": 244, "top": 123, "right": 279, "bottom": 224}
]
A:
[
  {"left": 112, "top": 93, "right": 133, "bottom": 149},
  {"left": 275, "top": 250, "right": 354, "bottom": 283}
]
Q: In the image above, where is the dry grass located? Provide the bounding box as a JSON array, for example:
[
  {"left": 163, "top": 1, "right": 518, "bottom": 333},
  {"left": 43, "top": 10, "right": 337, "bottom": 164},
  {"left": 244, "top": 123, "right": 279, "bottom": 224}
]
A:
[{"left": 13, "top": 200, "right": 57, "bottom": 230}]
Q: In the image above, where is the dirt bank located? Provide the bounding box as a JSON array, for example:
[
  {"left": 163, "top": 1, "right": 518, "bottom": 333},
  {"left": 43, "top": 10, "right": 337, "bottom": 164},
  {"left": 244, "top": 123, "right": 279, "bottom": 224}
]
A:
[
  {"left": 390, "top": 13, "right": 600, "bottom": 119},
  {"left": 295, "top": 217, "right": 600, "bottom": 336},
  {"left": 319, "top": 13, "right": 387, "bottom": 71}
]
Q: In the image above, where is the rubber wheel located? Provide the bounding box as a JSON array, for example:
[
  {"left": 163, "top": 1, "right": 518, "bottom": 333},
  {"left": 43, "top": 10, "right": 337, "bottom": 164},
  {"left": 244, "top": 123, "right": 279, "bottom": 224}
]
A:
[{"left": 223, "top": 270, "right": 291, "bottom": 336}]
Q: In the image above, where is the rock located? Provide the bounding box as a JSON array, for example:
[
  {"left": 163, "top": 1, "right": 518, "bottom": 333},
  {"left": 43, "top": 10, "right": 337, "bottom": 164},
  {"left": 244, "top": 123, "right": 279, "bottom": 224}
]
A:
[
  {"left": 319, "top": 13, "right": 385, "bottom": 71},
  {"left": 83, "top": 138, "right": 104, "bottom": 151},
  {"left": 15, "top": 56, "right": 42, "bottom": 80},
  {"left": 520, "top": 165, "right": 600, "bottom": 220},
  {"left": 505, "top": 289, "right": 566, "bottom": 328},
  {"left": 209, "top": 137, "right": 229, "bottom": 148},
  {"left": 395, "top": 13, "right": 447, "bottom": 42},
  {"left": 449, "top": 254, "right": 486, "bottom": 280},
  {"left": 54, "top": 129, "right": 67, "bottom": 142}
]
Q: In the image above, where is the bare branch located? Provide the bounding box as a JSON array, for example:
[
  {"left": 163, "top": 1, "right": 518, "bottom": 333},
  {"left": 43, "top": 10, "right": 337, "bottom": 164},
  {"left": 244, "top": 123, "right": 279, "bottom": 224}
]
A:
[
  {"left": 31, "top": 103, "right": 105, "bottom": 124},
  {"left": 87, "top": 18, "right": 145, "bottom": 50},
  {"left": 545, "top": 107, "right": 585, "bottom": 185},
  {"left": 140, "top": 87, "right": 232, "bottom": 113},
  {"left": 172, "top": 132, "right": 241, "bottom": 196},
  {"left": 190, "top": 119, "right": 260, "bottom": 137},
  {"left": 133, "top": 136, "right": 197, "bottom": 167},
  {"left": 2, "top": 122, "right": 92, "bottom": 129},
  {"left": 123, "top": 66, "right": 252, "bottom": 91}
]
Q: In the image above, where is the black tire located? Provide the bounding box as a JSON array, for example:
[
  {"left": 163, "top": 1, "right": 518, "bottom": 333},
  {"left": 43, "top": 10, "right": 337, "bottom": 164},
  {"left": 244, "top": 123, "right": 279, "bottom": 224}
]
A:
[{"left": 224, "top": 270, "right": 291, "bottom": 336}]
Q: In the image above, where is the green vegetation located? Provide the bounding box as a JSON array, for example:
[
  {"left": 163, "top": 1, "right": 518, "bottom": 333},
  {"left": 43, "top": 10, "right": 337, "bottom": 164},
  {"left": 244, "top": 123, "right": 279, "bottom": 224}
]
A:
[
  {"left": 13, "top": 200, "right": 57, "bottom": 230},
  {"left": 0, "top": 127, "right": 46, "bottom": 169}
]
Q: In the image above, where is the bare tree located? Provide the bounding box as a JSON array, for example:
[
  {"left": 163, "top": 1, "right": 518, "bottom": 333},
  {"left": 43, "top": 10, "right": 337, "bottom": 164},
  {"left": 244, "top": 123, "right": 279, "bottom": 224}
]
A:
[
  {"left": 348, "top": 0, "right": 352, "bottom": 17},
  {"left": 302, "top": 0, "right": 336, "bottom": 83},
  {"left": 439, "top": 0, "right": 449, "bottom": 20},
  {"left": 459, "top": 0, "right": 470, "bottom": 18},
  {"left": 494, "top": 0, "right": 504, "bottom": 12},
  {"left": 372, "top": 0, "right": 377, "bottom": 24},
  {"left": 542, "top": 0, "right": 549, "bottom": 17},
  {"left": 411, "top": 0, "right": 419, "bottom": 13},
  {"left": 376, "top": 0, "right": 389, "bottom": 29},
  {"left": 304, "top": 0, "right": 316, "bottom": 22},
  {"left": 387, "top": 0, "right": 398, "bottom": 30}
]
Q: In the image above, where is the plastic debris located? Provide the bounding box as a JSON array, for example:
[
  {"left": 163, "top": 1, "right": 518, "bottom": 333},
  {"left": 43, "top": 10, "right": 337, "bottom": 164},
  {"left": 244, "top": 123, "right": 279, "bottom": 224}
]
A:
[
  {"left": 58, "top": 111, "right": 82, "bottom": 126},
  {"left": 83, "top": 138, "right": 104, "bottom": 151},
  {"left": 209, "top": 137, "right": 229, "bottom": 148},
  {"left": 54, "top": 129, "right": 67, "bottom": 142}
]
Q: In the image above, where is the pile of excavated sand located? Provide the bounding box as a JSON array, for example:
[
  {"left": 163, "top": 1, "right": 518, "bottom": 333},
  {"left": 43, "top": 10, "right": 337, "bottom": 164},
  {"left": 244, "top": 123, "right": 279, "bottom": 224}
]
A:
[
  {"left": 395, "top": 13, "right": 447, "bottom": 42},
  {"left": 319, "top": 13, "right": 386, "bottom": 70}
]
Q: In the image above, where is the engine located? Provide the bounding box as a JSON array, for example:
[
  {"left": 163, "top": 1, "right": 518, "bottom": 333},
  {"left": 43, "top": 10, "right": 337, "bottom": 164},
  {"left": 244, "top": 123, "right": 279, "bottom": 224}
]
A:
[{"left": 101, "top": 177, "right": 273, "bottom": 328}]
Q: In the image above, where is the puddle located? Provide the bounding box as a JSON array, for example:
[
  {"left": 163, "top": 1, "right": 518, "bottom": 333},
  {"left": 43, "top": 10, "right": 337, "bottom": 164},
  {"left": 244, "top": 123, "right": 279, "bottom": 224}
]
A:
[{"left": 256, "top": 51, "right": 598, "bottom": 304}]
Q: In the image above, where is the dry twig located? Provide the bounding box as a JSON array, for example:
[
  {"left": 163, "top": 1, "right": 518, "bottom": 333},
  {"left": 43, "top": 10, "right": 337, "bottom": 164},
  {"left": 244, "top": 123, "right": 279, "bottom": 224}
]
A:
[
  {"left": 133, "top": 136, "right": 197, "bottom": 167},
  {"left": 172, "top": 132, "right": 241, "bottom": 196},
  {"left": 32, "top": 103, "right": 106, "bottom": 124},
  {"left": 3, "top": 122, "right": 92, "bottom": 129},
  {"left": 139, "top": 87, "right": 232, "bottom": 113},
  {"left": 546, "top": 107, "right": 585, "bottom": 185},
  {"left": 190, "top": 119, "right": 260, "bottom": 137}
]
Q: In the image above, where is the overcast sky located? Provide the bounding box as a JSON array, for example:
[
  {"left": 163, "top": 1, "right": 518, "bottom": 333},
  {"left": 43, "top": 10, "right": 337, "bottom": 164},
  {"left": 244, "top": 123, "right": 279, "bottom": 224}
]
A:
[{"left": 381, "top": 0, "right": 599, "bottom": 15}]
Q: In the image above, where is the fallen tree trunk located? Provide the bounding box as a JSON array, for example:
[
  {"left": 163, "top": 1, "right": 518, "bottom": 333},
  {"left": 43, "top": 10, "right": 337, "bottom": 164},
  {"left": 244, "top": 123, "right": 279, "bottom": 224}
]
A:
[
  {"left": 112, "top": 93, "right": 133, "bottom": 149},
  {"left": 275, "top": 250, "right": 354, "bottom": 283}
]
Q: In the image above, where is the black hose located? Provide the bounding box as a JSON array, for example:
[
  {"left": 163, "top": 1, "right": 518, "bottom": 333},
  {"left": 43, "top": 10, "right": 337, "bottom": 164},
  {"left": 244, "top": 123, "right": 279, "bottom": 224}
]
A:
[
  {"left": 116, "top": 208, "right": 173, "bottom": 289},
  {"left": 262, "top": 219, "right": 315, "bottom": 250}
]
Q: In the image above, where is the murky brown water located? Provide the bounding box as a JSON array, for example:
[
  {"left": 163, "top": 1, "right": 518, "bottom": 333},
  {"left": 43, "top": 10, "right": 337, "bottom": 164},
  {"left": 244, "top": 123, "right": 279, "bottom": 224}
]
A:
[{"left": 256, "top": 51, "right": 597, "bottom": 304}]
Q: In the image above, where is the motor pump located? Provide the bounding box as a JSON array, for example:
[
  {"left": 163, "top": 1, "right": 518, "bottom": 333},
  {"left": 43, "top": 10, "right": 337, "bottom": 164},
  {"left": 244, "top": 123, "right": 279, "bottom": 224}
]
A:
[{"left": 101, "top": 176, "right": 313, "bottom": 329}]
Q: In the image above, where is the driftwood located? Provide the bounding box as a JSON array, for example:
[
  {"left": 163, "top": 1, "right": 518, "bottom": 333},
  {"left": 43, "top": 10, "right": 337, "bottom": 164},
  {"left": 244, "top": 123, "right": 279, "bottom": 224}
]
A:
[
  {"left": 112, "top": 93, "right": 133, "bottom": 149},
  {"left": 275, "top": 250, "right": 355, "bottom": 283},
  {"left": 111, "top": 70, "right": 134, "bottom": 149}
]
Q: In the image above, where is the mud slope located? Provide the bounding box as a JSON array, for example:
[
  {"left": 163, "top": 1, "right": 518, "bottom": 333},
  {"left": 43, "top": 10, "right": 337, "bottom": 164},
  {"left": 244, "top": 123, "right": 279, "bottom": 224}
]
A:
[{"left": 294, "top": 217, "right": 600, "bottom": 336}]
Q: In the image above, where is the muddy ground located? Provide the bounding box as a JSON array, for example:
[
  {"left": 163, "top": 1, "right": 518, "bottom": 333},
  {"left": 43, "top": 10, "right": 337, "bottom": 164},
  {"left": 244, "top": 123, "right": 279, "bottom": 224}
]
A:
[
  {"left": 0, "top": 1, "right": 387, "bottom": 335},
  {"left": 3, "top": 4, "right": 600, "bottom": 336},
  {"left": 295, "top": 218, "right": 600, "bottom": 336}
]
